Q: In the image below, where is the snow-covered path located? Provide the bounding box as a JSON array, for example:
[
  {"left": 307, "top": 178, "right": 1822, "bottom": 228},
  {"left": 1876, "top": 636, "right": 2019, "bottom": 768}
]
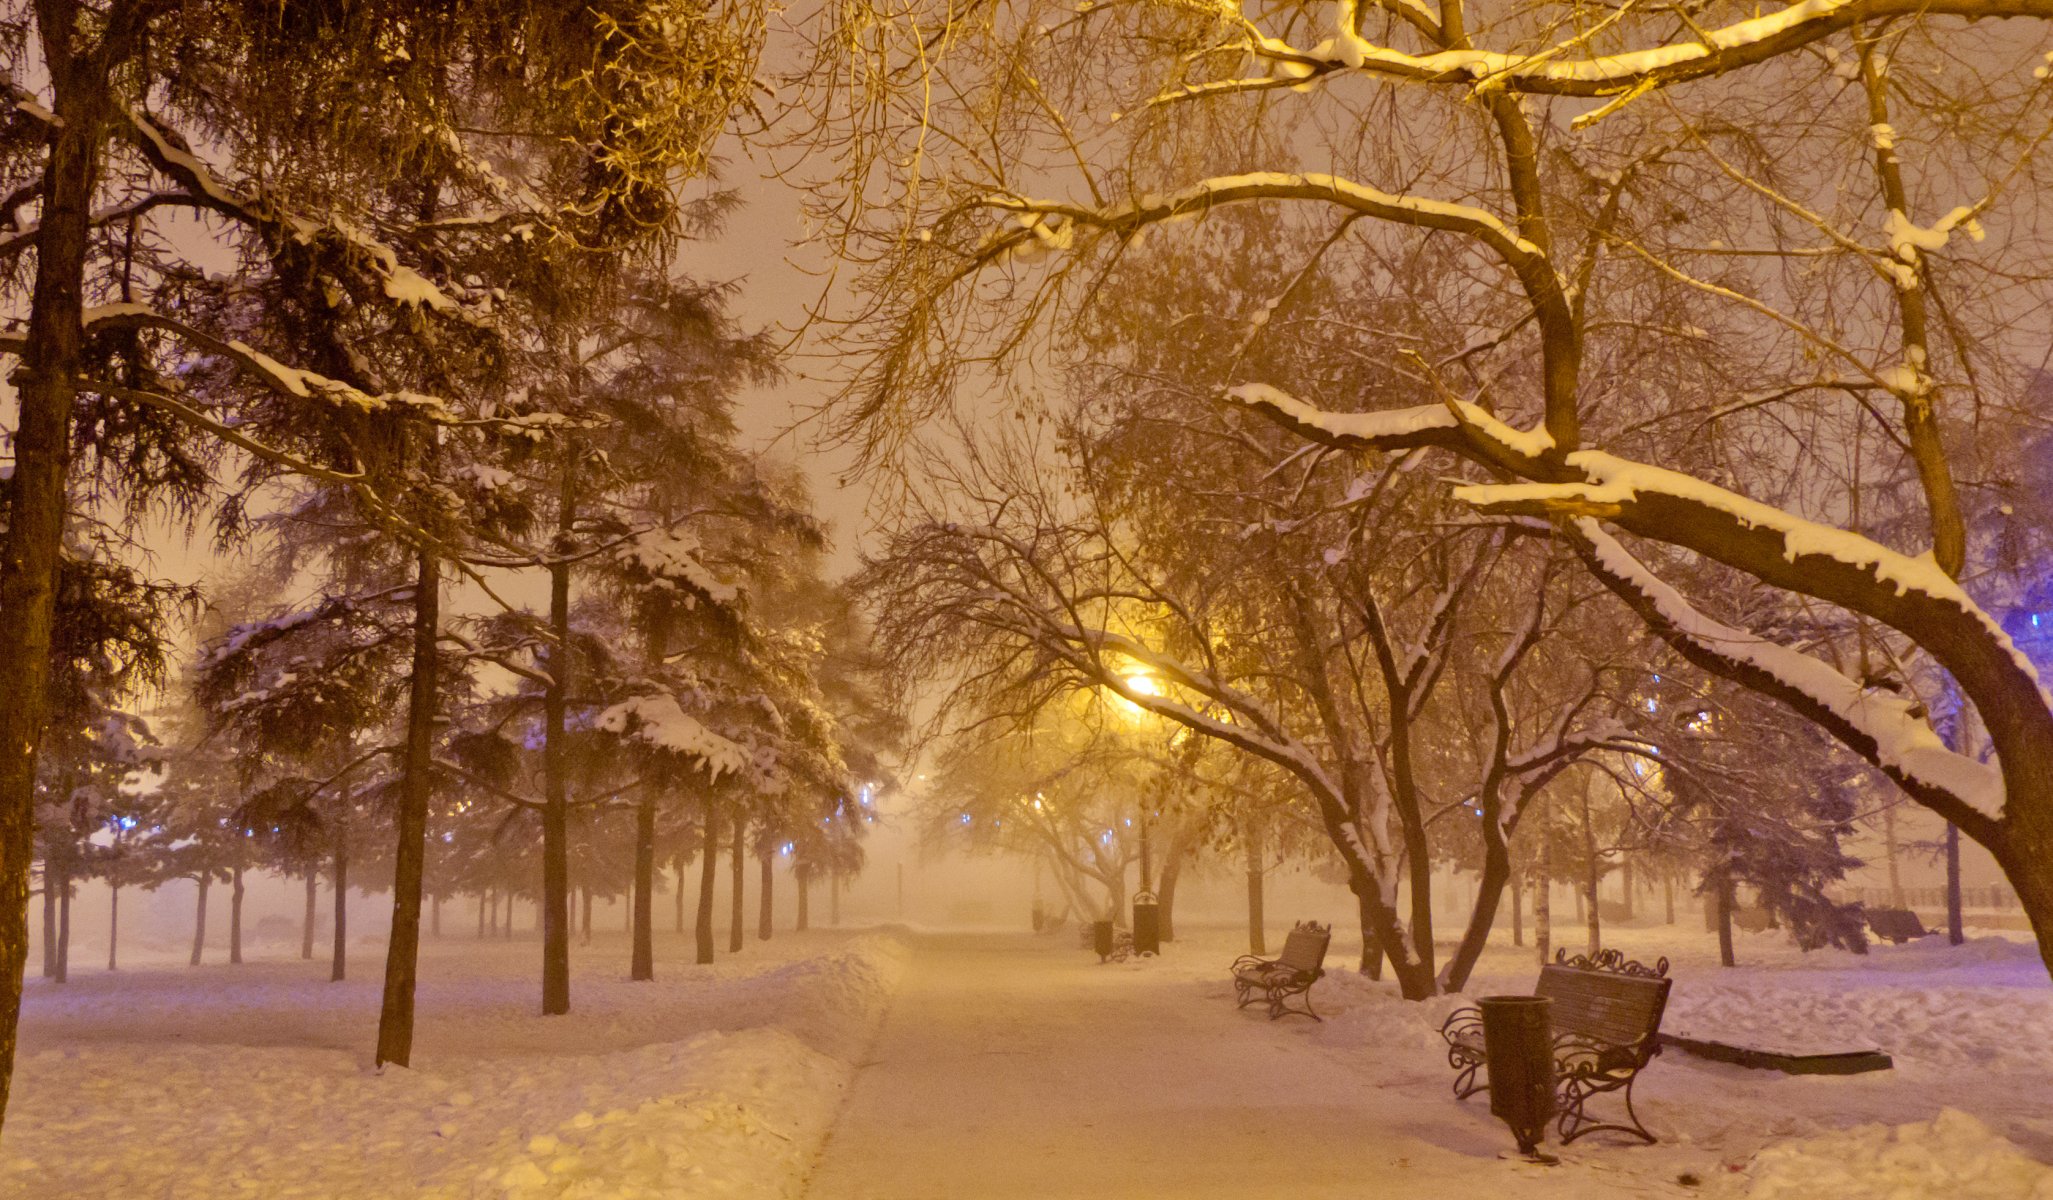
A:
[{"left": 804, "top": 933, "right": 1602, "bottom": 1199}]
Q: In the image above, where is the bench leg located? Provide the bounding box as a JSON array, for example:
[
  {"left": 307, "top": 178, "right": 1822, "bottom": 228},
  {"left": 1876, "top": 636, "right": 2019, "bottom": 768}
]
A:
[
  {"left": 1451, "top": 1060, "right": 1484, "bottom": 1100},
  {"left": 1556, "top": 1072, "right": 1656, "bottom": 1145},
  {"left": 1265, "top": 983, "right": 1321, "bottom": 1022}
]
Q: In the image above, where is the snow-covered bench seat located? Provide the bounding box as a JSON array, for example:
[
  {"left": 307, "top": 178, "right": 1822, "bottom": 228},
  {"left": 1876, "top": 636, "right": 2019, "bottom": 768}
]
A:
[
  {"left": 1229, "top": 921, "right": 1331, "bottom": 1021},
  {"left": 1439, "top": 948, "right": 1673, "bottom": 1145}
]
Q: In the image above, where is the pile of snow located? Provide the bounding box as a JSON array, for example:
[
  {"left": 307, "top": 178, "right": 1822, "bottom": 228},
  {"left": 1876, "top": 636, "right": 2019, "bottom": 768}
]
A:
[
  {"left": 1721, "top": 1109, "right": 2053, "bottom": 1199},
  {"left": 4, "top": 931, "right": 908, "bottom": 1199}
]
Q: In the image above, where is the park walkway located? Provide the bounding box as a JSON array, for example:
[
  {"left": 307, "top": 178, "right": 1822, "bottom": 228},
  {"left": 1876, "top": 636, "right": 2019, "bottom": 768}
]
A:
[{"left": 800, "top": 932, "right": 1605, "bottom": 1200}]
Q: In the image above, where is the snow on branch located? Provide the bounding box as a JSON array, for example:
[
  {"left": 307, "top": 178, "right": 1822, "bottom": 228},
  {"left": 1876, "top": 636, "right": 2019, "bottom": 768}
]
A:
[
  {"left": 980, "top": 172, "right": 1550, "bottom": 272},
  {"left": 595, "top": 691, "right": 749, "bottom": 780},
  {"left": 1563, "top": 519, "right": 2005, "bottom": 830},
  {"left": 1215, "top": 0, "right": 2053, "bottom": 100}
]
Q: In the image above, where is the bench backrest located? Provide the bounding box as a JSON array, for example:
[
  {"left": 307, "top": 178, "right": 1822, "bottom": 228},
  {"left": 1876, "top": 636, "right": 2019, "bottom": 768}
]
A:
[
  {"left": 1278, "top": 922, "right": 1331, "bottom": 975},
  {"left": 1535, "top": 957, "right": 1671, "bottom": 1051},
  {"left": 1869, "top": 907, "right": 1928, "bottom": 940}
]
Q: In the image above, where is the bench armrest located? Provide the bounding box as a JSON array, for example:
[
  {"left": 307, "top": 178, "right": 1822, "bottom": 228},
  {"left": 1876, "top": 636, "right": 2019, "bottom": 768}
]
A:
[
  {"left": 1440, "top": 1006, "right": 1485, "bottom": 1044},
  {"left": 1230, "top": 954, "right": 1274, "bottom": 972}
]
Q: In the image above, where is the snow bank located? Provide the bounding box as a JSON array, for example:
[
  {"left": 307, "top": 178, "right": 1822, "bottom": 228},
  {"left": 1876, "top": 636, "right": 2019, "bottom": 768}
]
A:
[
  {"left": 1720, "top": 1109, "right": 2053, "bottom": 1199},
  {"left": 2, "top": 932, "right": 909, "bottom": 1200}
]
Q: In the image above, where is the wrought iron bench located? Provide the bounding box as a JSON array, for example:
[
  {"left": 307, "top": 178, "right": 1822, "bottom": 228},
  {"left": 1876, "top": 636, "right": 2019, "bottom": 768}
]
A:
[
  {"left": 1867, "top": 907, "right": 1931, "bottom": 943},
  {"left": 1229, "top": 920, "right": 1330, "bottom": 1021},
  {"left": 1439, "top": 949, "right": 1673, "bottom": 1144}
]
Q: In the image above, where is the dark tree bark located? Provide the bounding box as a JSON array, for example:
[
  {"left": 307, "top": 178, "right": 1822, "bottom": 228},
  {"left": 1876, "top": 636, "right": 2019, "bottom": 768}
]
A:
[
  {"left": 1581, "top": 784, "right": 1602, "bottom": 957},
  {"left": 1620, "top": 857, "right": 1636, "bottom": 920},
  {"left": 478, "top": 890, "right": 488, "bottom": 939},
  {"left": 107, "top": 885, "right": 118, "bottom": 971},
  {"left": 1246, "top": 866, "right": 1266, "bottom": 956},
  {"left": 674, "top": 852, "right": 687, "bottom": 934},
  {"left": 1154, "top": 829, "right": 1192, "bottom": 942},
  {"left": 1715, "top": 872, "right": 1737, "bottom": 968},
  {"left": 377, "top": 550, "right": 439, "bottom": 1066},
  {"left": 758, "top": 853, "right": 774, "bottom": 941},
  {"left": 229, "top": 861, "right": 245, "bottom": 965},
  {"left": 332, "top": 831, "right": 349, "bottom": 982},
  {"left": 696, "top": 800, "right": 719, "bottom": 964},
  {"left": 579, "top": 886, "right": 592, "bottom": 945},
  {"left": 1535, "top": 840, "right": 1553, "bottom": 966},
  {"left": 729, "top": 816, "right": 745, "bottom": 954},
  {"left": 40, "top": 885, "right": 56, "bottom": 979},
  {"left": 1663, "top": 872, "right": 1676, "bottom": 925},
  {"left": 190, "top": 876, "right": 210, "bottom": 967},
  {"left": 55, "top": 873, "right": 70, "bottom": 983},
  {"left": 631, "top": 794, "right": 657, "bottom": 981},
  {"left": 303, "top": 872, "right": 318, "bottom": 959},
  {"left": 1947, "top": 823, "right": 1966, "bottom": 946},
  {"left": 538, "top": 459, "right": 577, "bottom": 1013},
  {"left": 1354, "top": 886, "right": 1384, "bottom": 980},
  {"left": 0, "top": 0, "right": 145, "bottom": 1132},
  {"left": 1511, "top": 863, "right": 1524, "bottom": 948}
]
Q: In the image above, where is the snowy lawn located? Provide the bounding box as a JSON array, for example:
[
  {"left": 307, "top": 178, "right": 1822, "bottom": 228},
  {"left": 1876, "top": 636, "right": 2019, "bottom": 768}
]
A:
[
  {"left": 1170, "top": 917, "right": 2053, "bottom": 1196},
  {"left": 2, "top": 929, "right": 909, "bottom": 1200}
]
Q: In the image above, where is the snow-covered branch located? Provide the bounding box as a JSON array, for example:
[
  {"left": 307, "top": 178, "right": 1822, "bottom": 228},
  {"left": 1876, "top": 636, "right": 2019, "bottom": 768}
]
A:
[{"left": 1562, "top": 519, "right": 2005, "bottom": 834}]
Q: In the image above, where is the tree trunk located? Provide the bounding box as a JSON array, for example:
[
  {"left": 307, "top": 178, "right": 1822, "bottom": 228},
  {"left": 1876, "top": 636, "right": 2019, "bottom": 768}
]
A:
[
  {"left": 579, "top": 886, "right": 592, "bottom": 946},
  {"left": 377, "top": 549, "right": 439, "bottom": 1065},
  {"left": 229, "top": 861, "right": 244, "bottom": 966},
  {"left": 696, "top": 801, "right": 719, "bottom": 964},
  {"left": 729, "top": 817, "right": 745, "bottom": 954},
  {"left": 1440, "top": 820, "right": 1514, "bottom": 993},
  {"left": 107, "top": 885, "right": 119, "bottom": 972},
  {"left": 303, "top": 872, "right": 318, "bottom": 959},
  {"left": 1715, "top": 872, "right": 1737, "bottom": 968},
  {"left": 1535, "top": 838, "right": 1552, "bottom": 966},
  {"left": 540, "top": 526, "right": 574, "bottom": 1014},
  {"left": 40, "top": 884, "right": 56, "bottom": 979},
  {"left": 674, "top": 852, "right": 688, "bottom": 935},
  {"left": 1354, "top": 885, "right": 1383, "bottom": 981},
  {"left": 1511, "top": 863, "right": 1524, "bottom": 948},
  {"left": 332, "top": 837, "right": 349, "bottom": 982},
  {"left": 190, "top": 876, "right": 210, "bottom": 967},
  {"left": 1946, "top": 823, "right": 1965, "bottom": 946},
  {"left": 631, "top": 794, "right": 656, "bottom": 981},
  {"left": 478, "top": 890, "right": 488, "bottom": 939},
  {"left": 54, "top": 872, "right": 70, "bottom": 984},
  {"left": 1883, "top": 804, "right": 1906, "bottom": 908},
  {"left": 1581, "top": 780, "right": 1601, "bottom": 956},
  {"left": 1620, "top": 857, "right": 1635, "bottom": 920},
  {"left": 1246, "top": 867, "right": 1266, "bottom": 956},
  {"left": 759, "top": 853, "right": 775, "bottom": 941},
  {"left": 1155, "top": 828, "right": 1192, "bottom": 942},
  {"left": 0, "top": 2, "right": 123, "bottom": 1130},
  {"left": 1663, "top": 871, "right": 1676, "bottom": 925}
]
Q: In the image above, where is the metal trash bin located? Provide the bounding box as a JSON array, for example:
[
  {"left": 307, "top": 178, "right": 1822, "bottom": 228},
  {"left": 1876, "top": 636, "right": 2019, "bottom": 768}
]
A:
[
  {"left": 1092, "top": 920, "right": 1115, "bottom": 960},
  {"left": 1480, "top": 995, "right": 1555, "bottom": 1157},
  {"left": 1131, "top": 891, "right": 1161, "bottom": 956}
]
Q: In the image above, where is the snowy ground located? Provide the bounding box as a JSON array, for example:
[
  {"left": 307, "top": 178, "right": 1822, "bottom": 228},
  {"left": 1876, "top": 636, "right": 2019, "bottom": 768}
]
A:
[
  {"left": 803, "top": 919, "right": 2053, "bottom": 1199},
  {"left": 6, "top": 914, "right": 2051, "bottom": 1199},
  {"left": 3, "top": 929, "right": 909, "bottom": 1199}
]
